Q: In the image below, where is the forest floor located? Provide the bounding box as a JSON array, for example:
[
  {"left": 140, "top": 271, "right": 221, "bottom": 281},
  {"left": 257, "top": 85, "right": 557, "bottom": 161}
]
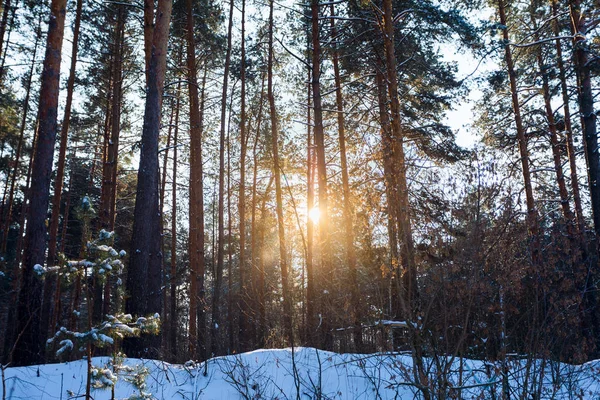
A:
[{"left": 2, "top": 347, "right": 600, "bottom": 399}]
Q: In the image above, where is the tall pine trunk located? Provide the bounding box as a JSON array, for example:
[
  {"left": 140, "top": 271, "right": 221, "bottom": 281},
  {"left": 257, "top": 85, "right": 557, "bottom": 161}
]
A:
[
  {"left": 100, "top": 5, "right": 125, "bottom": 232},
  {"left": 12, "top": 0, "right": 68, "bottom": 366},
  {"left": 268, "top": 0, "right": 293, "bottom": 345},
  {"left": 41, "top": 0, "right": 83, "bottom": 341},
  {"left": 186, "top": 0, "right": 206, "bottom": 359},
  {"left": 498, "top": 0, "right": 540, "bottom": 260},
  {"left": 552, "top": 0, "right": 585, "bottom": 235},
  {"left": 169, "top": 85, "right": 180, "bottom": 360},
  {"left": 329, "top": 3, "right": 361, "bottom": 348},
  {"left": 310, "top": 0, "right": 330, "bottom": 346},
  {"left": 529, "top": 9, "right": 575, "bottom": 239},
  {"left": 143, "top": 0, "right": 154, "bottom": 83},
  {"left": 96, "top": 5, "right": 126, "bottom": 324},
  {"left": 237, "top": 0, "right": 248, "bottom": 352},
  {"left": 249, "top": 75, "right": 265, "bottom": 348},
  {"left": 226, "top": 104, "right": 234, "bottom": 352},
  {"left": 126, "top": 0, "right": 172, "bottom": 358},
  {"left": 212, "top": 0, "right": 234, "bottom": 356},
  {"left": 569, "top": 0, "right": 600, "bottom": 349},
  {"left": 375, "top": 68, "right": 400, "bottom": 317},
  {"left": 159, "top": 84, "right": 176, "bottom": 355},
  {"left": 381, "top": 0, "right": 417, "bottom": 311},
  {"left": 0, "top": 0, "right": 11, "bottom": 80},
  {"left": 305, "top": 53, "right": 316, "bottom": 346}
]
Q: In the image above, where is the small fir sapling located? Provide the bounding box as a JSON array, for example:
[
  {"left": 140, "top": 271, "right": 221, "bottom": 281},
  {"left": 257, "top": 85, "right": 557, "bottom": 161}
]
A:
[{"left": 45, "top": 223, "right": 160, "bottom": 398}]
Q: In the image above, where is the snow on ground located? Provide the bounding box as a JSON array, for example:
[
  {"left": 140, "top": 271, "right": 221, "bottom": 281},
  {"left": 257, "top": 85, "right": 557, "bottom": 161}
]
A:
[{"left": 2, "top": 347, "right": 600, "bottom": 399}]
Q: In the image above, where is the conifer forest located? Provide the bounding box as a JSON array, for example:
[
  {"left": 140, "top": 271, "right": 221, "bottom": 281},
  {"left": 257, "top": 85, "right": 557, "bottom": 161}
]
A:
[{"left": 1, "top": 0, "right": 600, "bottom": 397}]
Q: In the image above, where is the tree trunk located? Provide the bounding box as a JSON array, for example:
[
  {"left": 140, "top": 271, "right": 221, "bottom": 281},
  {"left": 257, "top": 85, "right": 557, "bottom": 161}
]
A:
[
  {"left": 569, "top": 0, "right": 600, "bottom": 238},
  {"left": 186, "top": 0, "right": 207, "bottom": 359},
  {"left": 329, "top": 3, "right": 361, "bottom": 349},
  {"left": 143, "top": 0, "right": 154, "bottom": 83},
  {"left": 0, "top": 0, "right": 12, "bottom": 80},
  {"left": 197, "top": 68, "right": 208, "bottom": 357},
  {"left": 257, "top": 177, "right": 273, "bottom": 347},
  {"left": 170, "top": 84, "right": 180, "bottom": 360},
  {"left": 40, "top": 0, "right": 83, "bottom": 341},
  {"left": 375, "top": 68, "right": 400, "bottom": 318},
  {"left": 536, "top": 37, "right": 575, "bottom": 236},
  {"left": 0, "top": 3, "right": 15, "bottom": 80},
  {"left": 100, "top": 5, "right": 125, "bottom": 231},
  {"left": 249, "top": 75, "right": 265, "bottom": 348},
  {"left": 125, "top": 0, "right": 172, "bottom": 359},
  {"left": 381, "top": 0, "right": 418, "bottom": 311},
  {"left": 552, "top": 0, "right": 585, "bottom": 235},
  {"left": 310, "top": 0, "right": 330, "bottom": 346},
  {"left": 159, "top": 89, "right": 174, "bottom": 352},
  {"left": 268, "top": 0, "right": 293, "bottom": 345},
  {"left": 160, "top": 102, "right": 174, "bottom": 240},
  {"left": 12, "top": 0, "right": 68, "bottom": 366},
  {"left": 212, "top": 0, "right": 234, "bottom": 356},
  {"left": 305, "top": 53, "right": 316, "bottom": 346},
  {"left": 160, "top": 95, "right": 175, "bottom": 342},
  {"left": 157, "top": 78, "right": 176, "bottom": 354},
  {"left": 569, "top": 0, "right": 600, "bottom": 349},
  {"left": 250, "top": 130, "right": 259, "bottom": 348},
  {"left": 237, "top": 0, "right": 248, "bottom": 352},
  {"left": 226, "top": 101, "right": 234, "bottom": 353},
  {"left": 498, "top": 0, "right": 540, "bottom": 261},
  {"left": 96, "top": 5, "right": 126, "bottom": 324}
]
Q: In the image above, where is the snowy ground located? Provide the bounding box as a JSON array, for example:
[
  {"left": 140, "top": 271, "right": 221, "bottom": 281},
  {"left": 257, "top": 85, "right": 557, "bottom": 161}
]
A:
[{"left": 2, "top": 347, "right": 600, "bottom": 399}]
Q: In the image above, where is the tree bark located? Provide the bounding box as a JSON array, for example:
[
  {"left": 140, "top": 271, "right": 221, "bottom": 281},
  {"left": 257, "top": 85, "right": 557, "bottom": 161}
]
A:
[
  {"left": 12, "top": 0, "right": 68, "bottom": 366},
  {"left": 552, "top": 0, "right": 585, "bottom": 235},
  {"left": 143, "top": 0, "right": 154, "bottom": 83},
  {"left": 498, "top": 0, "right": 540, "bottom": 261},
  {"left": 257, "top": 177, "right": 273, "bottom": 347},
  {"left": 0, "top": 0, "right": 12, "bottom": 80},
  {"left": 226, "top": 98, "right": 234, "bottom": 353},
  {"left": 212, "top": 0, "right": 234, "bottom": 356},
  {"left": 310, "top": 0, "right": 330, "bottom": 346},
  {"left": 170, "top": 84, "right": 180, "bottom": 360},
  {"left": 268, "top": 0, "right": 293, "bottom": 345},
  {"left": 237, "top": 0, "right": 248, "bottom": 352},
  {"left": 96, "top": 5, "right": 126, "bottom": 324},
  {"left": 381, "top": 0, "right": 418, "bottom": 311},
  {"left": 41, "top": 0, "right": 83, "bottom": 341},
  {"left": 375, "top": 68, "right": 400, "bottom": 318},
  {"left": 249, "top": 75, "right": 265, "bottom": 348},
  {"left": 569, "top": 0, "right": 600, "bottom": 349},
  {"left": 100, "top": 5, "right": 125, "bottom": 232},
  {"left": 305, "top": 52, "right": 316, "bottom": 346},
  {"left": 569, "top": 0, "right": 600, "bottom": 238},
  {"left": 185, "top": 0, "right": 207, "bottom": 358},
  {"left": 528, "top": 8, "right": 575, "bottom": 240},
  {"left": 125, "top": 0, "right": 172, "bottom": 359},
  {"left": 159, "top": 89, "right": 174, "bottom": 354},
  {"left": 330, "top": 3, "right": 361, "bottom": 349},
  {"left": 0, "top": 3, "right": 14, "bottom": 80}
]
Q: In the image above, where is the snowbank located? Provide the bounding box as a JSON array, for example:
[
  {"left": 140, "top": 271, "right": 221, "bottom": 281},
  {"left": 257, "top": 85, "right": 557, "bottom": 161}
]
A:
[{"left": 2, "top": 348, "right": 600, "bottom": 399}]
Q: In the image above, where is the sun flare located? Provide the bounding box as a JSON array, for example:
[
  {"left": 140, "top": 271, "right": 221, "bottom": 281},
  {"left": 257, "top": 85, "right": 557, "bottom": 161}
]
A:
[{"left": 308, "top": 207, "right": 321, "bottom": 224}]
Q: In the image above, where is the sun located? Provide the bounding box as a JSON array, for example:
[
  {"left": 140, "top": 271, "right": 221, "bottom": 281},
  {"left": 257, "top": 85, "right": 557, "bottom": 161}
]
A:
[{"left": 308, "top": 207, "right": 321, "bottom": 224}]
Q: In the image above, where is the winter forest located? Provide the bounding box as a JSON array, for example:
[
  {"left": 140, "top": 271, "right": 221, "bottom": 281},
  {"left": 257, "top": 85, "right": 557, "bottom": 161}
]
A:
[{"left": 1, "top": 0, "right": 600, "bottom": 397}]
